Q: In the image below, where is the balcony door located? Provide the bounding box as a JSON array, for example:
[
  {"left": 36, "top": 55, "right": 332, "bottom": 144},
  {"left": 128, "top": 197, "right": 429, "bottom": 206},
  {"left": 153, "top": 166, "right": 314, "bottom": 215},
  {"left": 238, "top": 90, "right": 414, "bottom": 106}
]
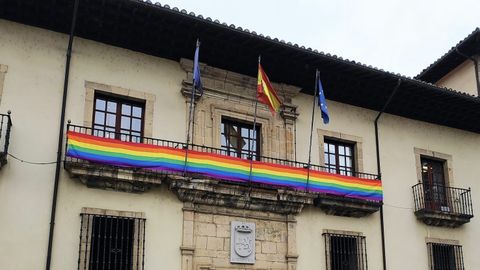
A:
[{"left": 421, "top": 158, "right": 447, "bottom": 210}]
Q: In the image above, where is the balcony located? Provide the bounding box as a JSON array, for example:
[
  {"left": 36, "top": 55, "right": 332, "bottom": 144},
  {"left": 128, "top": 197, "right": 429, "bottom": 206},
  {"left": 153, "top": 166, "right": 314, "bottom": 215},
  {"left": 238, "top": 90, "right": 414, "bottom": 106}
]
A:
[
  {"left": 64, "top": 124, "right": 382, "bottom": 216},
  {"left": 0, "top": 112, "right": 12, "bottom": 169},
  {"left": 413, "top": 183, "right": 474, "bottom": 227}
]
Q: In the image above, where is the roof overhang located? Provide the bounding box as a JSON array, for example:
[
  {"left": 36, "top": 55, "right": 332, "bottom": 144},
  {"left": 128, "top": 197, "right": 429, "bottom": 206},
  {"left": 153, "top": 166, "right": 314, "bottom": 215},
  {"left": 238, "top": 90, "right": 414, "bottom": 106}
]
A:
[
  {"left": 1, "top": 0, "right": 480, "bottom": 133},
  {"left": 416, "top": 28, "right": 480, "bottom": 83}
]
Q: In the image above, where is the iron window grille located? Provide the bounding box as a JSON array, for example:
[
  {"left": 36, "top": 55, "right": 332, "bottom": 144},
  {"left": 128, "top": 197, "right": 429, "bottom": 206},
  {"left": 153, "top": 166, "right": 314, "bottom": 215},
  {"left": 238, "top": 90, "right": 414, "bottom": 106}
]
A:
[
  {"left": 323, "top": 232, "right": 368, "bottom": 270},
  {"left": 77, "top": 213, "right": 146, "bottom": 270},
  {"left": 324, "top": 139, "right": 355, "bottom": 176},
  {"left": 427, "top": 243, "right": 464, "bottom": 270},
  {"left": 220, "top": 117, "right": 261, "bottom": 160},
  {"left": 93, "top": 93, "right": 145, "bottom": 143}
]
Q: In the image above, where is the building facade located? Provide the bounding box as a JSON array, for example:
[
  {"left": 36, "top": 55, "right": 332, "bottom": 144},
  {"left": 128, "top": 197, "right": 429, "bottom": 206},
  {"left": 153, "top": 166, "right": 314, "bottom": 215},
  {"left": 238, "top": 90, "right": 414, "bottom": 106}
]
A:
[{"left": 0, "top": 1, "right": 479, "bottom": 270}]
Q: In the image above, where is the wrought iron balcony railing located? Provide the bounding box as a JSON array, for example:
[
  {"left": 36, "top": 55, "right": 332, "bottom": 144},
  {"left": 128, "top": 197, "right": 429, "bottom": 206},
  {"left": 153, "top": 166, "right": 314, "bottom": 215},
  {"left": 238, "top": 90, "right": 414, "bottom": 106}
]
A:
[
  {"left": 412, "top": 183, "right": 473, "bottom": 227},
  {"left": 0, "top": 112, "right": 12, "bottom": 167},
  {"left": 64, "top": 123, "right": 382, "bottom": 208}
]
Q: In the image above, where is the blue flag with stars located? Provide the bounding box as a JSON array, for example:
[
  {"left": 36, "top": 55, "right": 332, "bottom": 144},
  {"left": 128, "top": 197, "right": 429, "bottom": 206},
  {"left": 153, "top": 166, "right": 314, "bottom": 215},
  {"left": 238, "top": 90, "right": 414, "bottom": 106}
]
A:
[
  {"left": 317, "top": 75, "right": 329, "bottom": 124},
  {"left": 193, "top": 40, "right": 203, "bottom": 95}
]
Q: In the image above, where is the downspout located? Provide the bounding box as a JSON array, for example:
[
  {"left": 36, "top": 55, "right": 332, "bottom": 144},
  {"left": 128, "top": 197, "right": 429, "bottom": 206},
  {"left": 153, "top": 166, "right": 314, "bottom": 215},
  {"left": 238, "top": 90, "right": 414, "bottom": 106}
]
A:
[
  {"left": 45, "top": 0, "right": 79, "bottom": 269},
  {"left": 375, "top": 78, "right": 401, "bottom": 270},
  {"left": 455, "top": 48, "right": 480, "bottom": 96}
]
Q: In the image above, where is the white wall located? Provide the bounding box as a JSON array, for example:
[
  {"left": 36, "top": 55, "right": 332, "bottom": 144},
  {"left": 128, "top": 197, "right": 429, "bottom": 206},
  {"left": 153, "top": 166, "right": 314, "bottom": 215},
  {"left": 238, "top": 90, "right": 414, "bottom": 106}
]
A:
[{"left": 0, "top": 19, "right": 185, "bottom": 270}]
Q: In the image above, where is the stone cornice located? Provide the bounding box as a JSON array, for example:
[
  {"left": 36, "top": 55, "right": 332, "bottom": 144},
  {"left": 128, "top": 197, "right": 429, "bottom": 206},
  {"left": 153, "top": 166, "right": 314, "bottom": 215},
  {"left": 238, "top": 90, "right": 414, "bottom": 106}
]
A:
[{"left": 168, "top": 176, "right": 315, "bottom": 215}]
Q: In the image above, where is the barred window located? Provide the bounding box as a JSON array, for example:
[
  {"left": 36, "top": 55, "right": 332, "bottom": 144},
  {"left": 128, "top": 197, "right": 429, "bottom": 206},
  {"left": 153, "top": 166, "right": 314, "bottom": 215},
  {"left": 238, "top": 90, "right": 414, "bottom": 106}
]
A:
[
  {"left": 428, "top": 243, "right": 464, "bottom": 270},
  {"left": 323, "top": 232, "right": 368, "bottom": 270},
  {"left": 78, "top": 213, "right": 146, "bottom": 270}
]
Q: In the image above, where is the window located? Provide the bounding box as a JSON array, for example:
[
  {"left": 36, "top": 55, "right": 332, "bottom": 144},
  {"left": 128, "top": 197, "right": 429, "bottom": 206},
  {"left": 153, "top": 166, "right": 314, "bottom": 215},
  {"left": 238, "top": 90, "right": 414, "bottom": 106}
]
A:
[
  {"left": 427, "top": 243, "right": 464, "bottom": 270},
  {"left": 93, "top": 93, "right": 145, "bottom": 143},
  {"left": 323, "top": 232, "right": 368, "bottom": 270},
  {"left": 421, "top": 157, "right": 448, "bottom": 210},
  {"left": 78, "top": 212, "right": 146, "bottom": 270},
  {"left": 220, "top": 117, "right": 260, "bottom": 160},
  {"left": 324, "top": 139, "right": 355, "bottom": 176}
]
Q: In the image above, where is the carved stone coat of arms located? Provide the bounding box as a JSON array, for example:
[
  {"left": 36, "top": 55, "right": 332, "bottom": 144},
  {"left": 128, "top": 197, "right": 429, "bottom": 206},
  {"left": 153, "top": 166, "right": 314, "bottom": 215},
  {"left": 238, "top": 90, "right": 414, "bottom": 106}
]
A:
[{"left": 230, "top": 221, "right": 255, "bottom": 264}]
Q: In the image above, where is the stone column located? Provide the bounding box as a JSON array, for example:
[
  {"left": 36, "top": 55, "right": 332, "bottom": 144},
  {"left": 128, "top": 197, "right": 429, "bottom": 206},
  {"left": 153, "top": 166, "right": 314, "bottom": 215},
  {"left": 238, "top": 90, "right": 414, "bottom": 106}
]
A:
[
  {"left": 181, "top": 202, "right": 195, "bottom": 270},
  {"left": 286, "top": 214, "right": 299, "bottom": 270}
]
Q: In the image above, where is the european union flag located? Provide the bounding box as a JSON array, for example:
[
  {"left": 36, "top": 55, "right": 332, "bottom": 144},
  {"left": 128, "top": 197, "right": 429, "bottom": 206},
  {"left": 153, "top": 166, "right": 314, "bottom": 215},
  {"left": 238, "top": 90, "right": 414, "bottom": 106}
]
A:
[
  {"left": 193, "top": 39, "right": 203, "bottom": 95},
  {"left": 317, "top": 74, "right": 329, "bottom": 124}
]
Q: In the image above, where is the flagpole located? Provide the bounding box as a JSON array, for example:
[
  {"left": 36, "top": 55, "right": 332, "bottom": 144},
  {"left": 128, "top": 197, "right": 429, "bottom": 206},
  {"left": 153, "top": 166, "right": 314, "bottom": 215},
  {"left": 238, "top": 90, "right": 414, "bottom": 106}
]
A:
[
  {"left": 306, "top": 69, "right": 319, "bottom": 192},
  {"left": 184, "top": 39, "right": 200, "bottom": 176},
  {"left": 247, "top": 55, "right": 261, "bottom": 187}
]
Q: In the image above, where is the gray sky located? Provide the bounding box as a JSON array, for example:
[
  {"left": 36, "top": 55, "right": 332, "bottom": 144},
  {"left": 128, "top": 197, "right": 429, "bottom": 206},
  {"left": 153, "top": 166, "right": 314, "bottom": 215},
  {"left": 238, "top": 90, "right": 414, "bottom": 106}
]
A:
[{"left": 165, "top": 0, "right": 480, "bottom": 77}]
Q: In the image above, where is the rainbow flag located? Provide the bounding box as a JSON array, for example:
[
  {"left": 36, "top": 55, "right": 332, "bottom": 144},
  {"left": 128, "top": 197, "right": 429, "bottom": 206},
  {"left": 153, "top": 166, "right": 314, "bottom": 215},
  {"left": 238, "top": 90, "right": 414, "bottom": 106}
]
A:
[
  {"left": 66, "top": 131, "right": 382, "bottom": 201},
  {"left": 257, "top": 64, "right": 282, "bottom": 114}
]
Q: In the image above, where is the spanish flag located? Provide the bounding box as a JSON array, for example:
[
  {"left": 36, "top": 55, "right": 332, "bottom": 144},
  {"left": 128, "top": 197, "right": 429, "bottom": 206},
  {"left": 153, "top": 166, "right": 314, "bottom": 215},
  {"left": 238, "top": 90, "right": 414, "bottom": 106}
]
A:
[{"left": 257, "top": 64, "right": 282, "bottom": 114}]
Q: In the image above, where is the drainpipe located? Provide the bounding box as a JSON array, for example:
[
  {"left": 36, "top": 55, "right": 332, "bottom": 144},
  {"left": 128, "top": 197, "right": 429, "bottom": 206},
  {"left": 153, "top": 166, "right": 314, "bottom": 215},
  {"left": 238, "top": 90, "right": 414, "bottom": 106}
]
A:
[
  {"left": 455, "top": 48, "right": 480, "bottom": 96},
  {"left": 374, "top": 78, "right": 401, "bottom": 270},
  {"left": 45, "top": 0, "right": 79, "bottom": 269}
]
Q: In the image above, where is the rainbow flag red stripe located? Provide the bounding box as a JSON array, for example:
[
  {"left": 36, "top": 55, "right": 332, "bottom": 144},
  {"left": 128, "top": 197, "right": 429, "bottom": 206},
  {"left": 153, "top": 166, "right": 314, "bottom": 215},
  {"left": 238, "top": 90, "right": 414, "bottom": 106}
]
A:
[{"left": 66, "top": 131, "right": 382, "bottom": 201}]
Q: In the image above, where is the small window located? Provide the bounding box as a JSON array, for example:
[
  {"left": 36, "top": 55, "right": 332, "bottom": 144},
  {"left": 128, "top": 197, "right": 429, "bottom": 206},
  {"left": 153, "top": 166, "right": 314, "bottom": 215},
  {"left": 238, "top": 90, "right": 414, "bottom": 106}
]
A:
[
  {"left": 324, "top": 232, "right": 368, "bottom": 270},
  {"left": 421, "top": 157, "right": 448, "bottom": 210},
  {"left": 427, "top": 243, "right": 464, "bottom": 270},
  {"left": 78, "top": 213, "right": 146, "bottom": 270},
  {"left": 324, "top": 139, "right": 355, "bottom": 176},
  {"left": 220, "top": 117, "right": 261, "bottom": 160},
  {"left": 93, "top": 93, "right": 145, "bottom": 143}
]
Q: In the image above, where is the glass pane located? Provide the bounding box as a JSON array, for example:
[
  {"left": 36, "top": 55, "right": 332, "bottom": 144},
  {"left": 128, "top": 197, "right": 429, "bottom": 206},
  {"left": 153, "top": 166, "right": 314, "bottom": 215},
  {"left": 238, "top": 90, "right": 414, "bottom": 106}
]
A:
[
  {"left": 241, "top": 128, "right": 249, "bottom": 137},
  {"left": 328, "top": 144, "right": 335, "bottom": 153},
  {"left": 324, "top": 153, "right": 329, "bottom": 163},
  {"left": 242, "top": 141, "right": 249, "bottom": 150},
  {"left": 107, "top": 101, "right": 117, "bottom": 113},
  {"left": 346, "top": 158, "right": 352, "bottom": 168},
  {"left": 95, "top": 99, "right": 106, "bottom": 110},
  {"left": 132, "top": 119, "right": 141, "bottom": 131},
  {"left": 339, "top": 146, "right": 345, "bottom": 155},
  {"left": 324, "top": 143, "right": 328, "bottom": 152},
  {"left": 121, "top": 116, "right": 131, "bottom": 129},
  {"left": 94, "top": 111, "right": 105, "bottom": 125},
  {"left": 122, "top": 104, "right": 132, "bottom": 116},
  {"left": 345, "top": 147, "right": 351, "bottom": 156},
  {"left": 132, "top": 106, "right": 142, "bottom": 118},
  {"left": 221, "top": 134, "right": 227, "bottom": 146},
  {"left": 106, "top": 113, "right": 116, "bottom": 127},
  {"left": 339, "top": 157, "right": 345, "bottom": 166},
  {"left": 329, "top": 154, "right": 336, "bottom": 165},
  {"left": 250, "top": 129, "right": 256, "bottom": 139}
]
